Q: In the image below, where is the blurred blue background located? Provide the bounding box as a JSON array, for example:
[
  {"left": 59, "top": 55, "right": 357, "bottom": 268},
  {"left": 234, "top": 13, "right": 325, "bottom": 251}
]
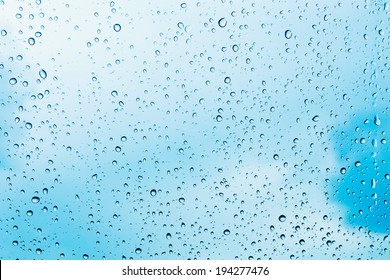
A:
[{"left": 0, "top": 0, "right": 389, "bottom": 259}]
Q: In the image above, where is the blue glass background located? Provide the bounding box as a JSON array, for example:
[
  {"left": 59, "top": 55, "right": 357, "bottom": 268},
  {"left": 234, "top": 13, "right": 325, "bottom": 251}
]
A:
[{"left": 0, "top": 0, "right": 389, "bottom": 259}]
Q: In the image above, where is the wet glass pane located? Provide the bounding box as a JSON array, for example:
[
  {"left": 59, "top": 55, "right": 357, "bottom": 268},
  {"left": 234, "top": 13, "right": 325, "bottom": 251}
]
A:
[{"left": 0, "top": 0, "right": 389, "bottom": 259}]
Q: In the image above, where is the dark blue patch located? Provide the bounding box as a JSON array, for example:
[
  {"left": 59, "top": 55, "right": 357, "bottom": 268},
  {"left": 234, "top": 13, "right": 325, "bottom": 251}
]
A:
[{"left": 332, "top": 110, "right": 390, "bottom": 233}]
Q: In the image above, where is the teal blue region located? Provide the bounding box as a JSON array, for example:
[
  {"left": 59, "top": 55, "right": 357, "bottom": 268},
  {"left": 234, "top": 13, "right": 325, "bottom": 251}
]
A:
[{"left": 332, "top": 110, "right": 390, "bottom": 233}]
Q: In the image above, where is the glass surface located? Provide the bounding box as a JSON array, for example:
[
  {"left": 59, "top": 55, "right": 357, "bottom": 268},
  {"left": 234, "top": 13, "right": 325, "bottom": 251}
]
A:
[{"left": 0, "top": 0, "right": 389, "bottom": 259}]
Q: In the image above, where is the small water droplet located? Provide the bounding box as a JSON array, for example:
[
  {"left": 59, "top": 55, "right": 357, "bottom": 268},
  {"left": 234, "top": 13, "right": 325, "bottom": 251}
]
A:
[
  {"left": 374, "top": 115, "right": 381, "bottom": 126},
  {"left": 223, "top": 229, "right": 230, "bottom": 235},
  {"left": 39, "top": 69, "right": 47, "bottom": 79},
  {"left": 216, "top": 115, "right": 223, "bottom": 122},
  {"left": 28, "top": 37, "right": 35, "bottom": 45},
  {"left": 113, "top": 24, "right": 121, "bottom": 32},
  {"left": 285, "top": 30, "right": 292, "bottom": 39},
  {"left": 340, "top": 167, "right": 346, "bottom": 175},
  {"left": 25, "top": 122, "right": 33, "bottom": 129},
  {"left": 278, "top": 215, "right": 286, "bottom": 222},
  {"left": 9, "top": 78, "right": 17, "bottom": 85},
  {"left": 31, "top": 196, "right": 40, "bottom": 203},
  {"left": 218, "top": 18, "right": 227, "bottom": 28},
  {"left": 135, "top": 248, "right": 142, "bottom": 254},
  {"left": 312, "top": 115, "right": 319, "bottom": 122}
]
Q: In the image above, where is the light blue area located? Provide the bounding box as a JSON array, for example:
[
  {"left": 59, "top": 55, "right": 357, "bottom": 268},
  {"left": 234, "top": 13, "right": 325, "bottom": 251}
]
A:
[{"left": 0, "top": 0, "right": 389, "bottom": 260}]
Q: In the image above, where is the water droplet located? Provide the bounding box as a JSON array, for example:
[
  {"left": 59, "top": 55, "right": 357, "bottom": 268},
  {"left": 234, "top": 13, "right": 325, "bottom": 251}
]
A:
[
  {"left": 218, "top": 18, "right": 227, "bottom": 28},
  {"left": 180, "top": 3, "right": 187, "bottom": 8},
  {"left": 150, "top": 189, "right": 157, "bottom": 196},
  {"left": 26, "top": 210, "right": 33, "bottom": 217},
  {"left": 9, "top": 78, "right": 17, "bottom": 85},
  {"left": 83, "top": 254, "right": 89, "bottom": 259},
  {"left": 36, "top": 248, "right": 42, "bottom": 254},
  {"left": 39, "top": 69, "right": 47, "bottom": 79},
  {"left": 135, "top": 248, "right": 142, "bottom": 254},
  {"left": 278, "top": 215, "right": 286, "bottom": 222},
  {"left": 223, "top": 229, "right": 230, "bottom": 235},
  {"left": 340, "top": 167, "right": 346, "bottom": 175},
  {"left": 312, "top": 115, "right": 319, "bottom": 122},
  {"left": 25, "top": 122, "right": 33, "bottom": 129},
  {"left": 92, "top": 174, "right": 98, "bottom": 180},
  {"left": 285, "top": 30, "right": 292, "bottom": 39},
  {"left": 115, "top": 146, "right": 121, "bottom": 152},
  {"left": 113, "top": 24, "right": 121, "bottom": 32},
  {"left": 120, "top": 136, "right": 127, "bottom": 142},
  {"left": 28, "top": 37, "right": 35, "bottom": 45},
  {"left": 1, "top": 29, "right": 7, "bottom": 36},
  {"left": 371, "top": 179, "right": 377, "bottom": 189},
  {"left": 374, "top": 115, "right": 381, "bottom": 126},
  {"left": 216, "top": 115, "right": 223, "bottom": 122},
  {"left": 31, "top": 196, "right": 40, "bottom": 203},
  {"left": 111, "top": 90, "right": 118, "bottom": 97}
]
